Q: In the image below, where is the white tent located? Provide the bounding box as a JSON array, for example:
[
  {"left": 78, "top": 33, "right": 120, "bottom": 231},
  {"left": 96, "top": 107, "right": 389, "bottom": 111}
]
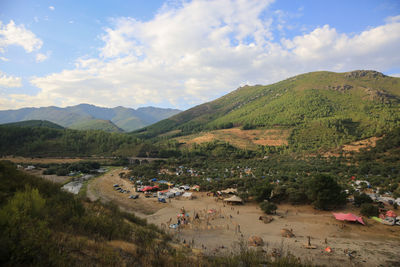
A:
[
  {"left": 182, "top": 192, "right": 193, "bottom": 199},
  {"left": 223, "top": 195, "right": 243, "bottom": 204}
]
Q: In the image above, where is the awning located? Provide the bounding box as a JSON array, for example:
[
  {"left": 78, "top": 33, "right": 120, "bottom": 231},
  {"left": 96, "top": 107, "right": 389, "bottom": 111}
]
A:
[{"left": 332, "top": 213, "right": 365, "bottom": 225}]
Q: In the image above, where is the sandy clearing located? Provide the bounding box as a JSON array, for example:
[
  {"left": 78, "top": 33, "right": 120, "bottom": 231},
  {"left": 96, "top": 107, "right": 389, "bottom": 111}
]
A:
[
  {"left": 177, "top": 128, "right": 289, "bottom": 149},
  {"left": 87, "top": 168, "right": 164, "bottom": 215},
  {"left": 86, "top": 168, "right": 400, "bottom": 266},
  {"left": 147, "top": 198, "right": 400, "bottom": 266},
  {"left": 342, "top": 137, "right": 382, "bottom": 152}
]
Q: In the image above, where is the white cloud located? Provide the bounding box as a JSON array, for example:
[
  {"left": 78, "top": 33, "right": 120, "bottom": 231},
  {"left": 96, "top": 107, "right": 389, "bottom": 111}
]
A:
[
  {"left": 0, "top": 56, "right": 8, "bottom": 61},
  {"left": 0, "top": 71, "right": 22, "bottom": 88},
  {"left": 49, "top": 6, "right": 55, "bottom": 11},
  {"left": 3, "top": 1, "right": 400, "bottom": 110},
  {"left": 0, "top": 20, "right": 43, "bottom": 53},
  {"left": 36, "top": 51, "right": 51, "bottom": 62},
  {"left": 389, "top": 73, "right": 400, "bottom": 77}
]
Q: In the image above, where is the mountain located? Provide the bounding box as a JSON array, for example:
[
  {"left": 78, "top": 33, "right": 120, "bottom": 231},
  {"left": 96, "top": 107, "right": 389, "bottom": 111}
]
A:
[
  {"left": 137, "top": 70, "right": 400, "bottom": 151},
  {"left": 0, "top": 120, "right": 64, "bottom": 129},
  {"left": 0, "top": 104, "right": 181, "bottom": 132}
]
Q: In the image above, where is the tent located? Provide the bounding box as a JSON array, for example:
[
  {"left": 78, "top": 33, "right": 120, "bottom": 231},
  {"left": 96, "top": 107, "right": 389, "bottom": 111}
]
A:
[
  {"left": 332, "top": 213, "right": 365, "bottom": 225},
  {"left": 191, "top": 185, "right": 200, "bottom": 191},
  {"left": 221, "top": 188, "right": 237, "bottom": 194},
  {"left": 182, "top": 192, "right": 193, "bottom": 199},
  {"left": 223, "top": 195, "right": 243, "bottom": 204},
  {"left": 142, "top": 186, "right": 153, "bottom": 192},
  {"left": 386, "top": 210, "right": 397, "bottom": 218}
]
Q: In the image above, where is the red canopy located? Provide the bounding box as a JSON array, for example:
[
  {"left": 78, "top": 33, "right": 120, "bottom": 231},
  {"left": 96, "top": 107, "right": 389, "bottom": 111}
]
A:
[
  {"left": 386, "top": 210, "right": 397, "bottom": 218},
  {"left": 142, "top": 186, "right": 154, "bottom": 191},
  {"left": 332, "top": 213, "right": 365, "bottom": 225}
]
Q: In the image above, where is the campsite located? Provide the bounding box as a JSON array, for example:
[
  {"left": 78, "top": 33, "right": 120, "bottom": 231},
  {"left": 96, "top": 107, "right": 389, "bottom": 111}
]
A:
[{"left": 86, "top": 167, "right": 400, "bottom": 266}]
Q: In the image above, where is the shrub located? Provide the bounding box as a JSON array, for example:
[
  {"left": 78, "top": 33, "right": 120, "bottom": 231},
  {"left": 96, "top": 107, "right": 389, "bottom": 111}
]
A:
[
  {"left": 360, "top": 203, "right": 379, "bottom": 217},
  {"left": 260, "top": 201, "right": 277, "bottom": 214},
  {"left": 306, "top": 174, "right": 346, "bottom": 210},
  {"left": 354, "top": 193, "right": 373, "bottom": 207}
]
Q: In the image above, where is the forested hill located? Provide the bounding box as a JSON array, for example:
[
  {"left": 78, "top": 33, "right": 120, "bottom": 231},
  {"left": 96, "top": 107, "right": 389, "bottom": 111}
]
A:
[
  {"left": 135, "top": 70, "right": 400, "bottom": 151},
  {"left": 0, "top": 126, "right": 141, "bottom": 157},
  {"left": 0, "top": 120, "right": 64, "bottom": 129},
  {"left": 0, "top": 104, "right": 181, "bottom": 132}
]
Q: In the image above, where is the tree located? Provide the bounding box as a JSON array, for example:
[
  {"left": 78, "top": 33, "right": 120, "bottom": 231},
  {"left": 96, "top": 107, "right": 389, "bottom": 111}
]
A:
[
  {"left": 306, "top": 174, "right": 346, "bottom": 210},
  {"left": 360, "top": 203, "right": 379, "bottom": 217},
  {"left": 354, "top": 193, "right": 373, "bottom": 207},
  {"left": 251, "top": 183, "right": 273, "bottom": 202},
  {"left": 260, "top": 201, "right": 277, "bottom": 214}
]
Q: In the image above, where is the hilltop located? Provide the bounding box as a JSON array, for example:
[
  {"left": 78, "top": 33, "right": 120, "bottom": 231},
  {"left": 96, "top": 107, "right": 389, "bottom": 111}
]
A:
[
  {"left": 0, "top": 104, "right": 181, "bottom": 133},
  {"left": 136, "top": 70, "right": 400, "bottom": 151}
]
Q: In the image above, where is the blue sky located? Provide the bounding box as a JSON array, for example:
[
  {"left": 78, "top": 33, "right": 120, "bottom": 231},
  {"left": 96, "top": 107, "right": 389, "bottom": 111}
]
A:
[{"left": 0, "top": 0, "right": 399, "bottom": 110}]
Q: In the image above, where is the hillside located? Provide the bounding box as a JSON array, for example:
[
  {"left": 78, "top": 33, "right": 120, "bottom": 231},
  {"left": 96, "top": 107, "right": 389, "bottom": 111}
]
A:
[
  {"left": 0, "top": 104, "right": 181, "bottom": 132},
  {"left": 69, "top": 119, "right": 123, "bottom": 132},
  {"left": 137, "top": 70, "right": 400, "bottom": 151},
  {"left": 0, "top": 161, "right": 195, "bottom": 266},
  {"left": 0, "top": 120, "right": 64, "bottom": 129}
]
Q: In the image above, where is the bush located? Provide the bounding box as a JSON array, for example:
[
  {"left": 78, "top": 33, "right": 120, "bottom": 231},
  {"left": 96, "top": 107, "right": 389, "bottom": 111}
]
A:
[
  {"left": 360, "top": 203, "right": 379, "bottom": 217},
  {"left": 354, "top": 193, "right": 373, "bottom": 207},
  {"left": 260, "top": 201, "right": 277, "bottom": 214},
  {"left": 306, "top": 174, "right": 346, "bottom": 210}
]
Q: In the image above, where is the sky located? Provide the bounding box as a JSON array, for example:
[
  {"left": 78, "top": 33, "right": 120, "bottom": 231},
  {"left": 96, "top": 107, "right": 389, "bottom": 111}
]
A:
[{"left": 0, "top": 0, "right": 399, "bottom": 111}]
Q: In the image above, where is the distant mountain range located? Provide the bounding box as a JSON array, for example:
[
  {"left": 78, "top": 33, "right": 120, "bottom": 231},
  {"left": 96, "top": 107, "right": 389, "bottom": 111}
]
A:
[{"left": 0, "top": 104, "right": 181, "bottom": 132}]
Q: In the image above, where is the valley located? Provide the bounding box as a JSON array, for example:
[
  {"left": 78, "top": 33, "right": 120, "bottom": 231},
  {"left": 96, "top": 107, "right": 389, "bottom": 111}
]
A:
[{"left": 1, "top": 70, "right": 400, "bottom": 266}]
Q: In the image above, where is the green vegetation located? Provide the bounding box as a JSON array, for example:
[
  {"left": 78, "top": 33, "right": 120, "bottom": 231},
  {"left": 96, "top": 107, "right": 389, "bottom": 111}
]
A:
[
  {"left": 0, "top": 126, "right": 141, "bottom": 157},
  {"left": 260, "top": 201, "right": 277, "bottom": 214},
  {"left": 354, "top": 193, "right": 373, "bottom": 207},
  {"left": 69, "top": 119, "right": 123, "bottom": 132},
  {"left": 306, "top": 174, "right": 346, "bottom": 210},
  {"left": 0, "top": 120, "right": 64, "bottom": 129},
  {"left": 360, "top": 203, "right": 379, "bottom": 217},
  {"left": 0, "top": 161, "right": 168, "bottom": 266},
  {"left": 136, "top": 70, "right": 400, "bottom": 151},
  {"left": 42, "top": 161, "right": 101, "bottom": 176},
  {"left": 0, "top": 161, "right": 313, "bottom": 266}
]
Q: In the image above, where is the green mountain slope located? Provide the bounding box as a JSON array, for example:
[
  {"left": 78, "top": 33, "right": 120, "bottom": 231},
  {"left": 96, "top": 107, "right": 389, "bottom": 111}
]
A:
[
  {"left": 69, "top": 119, "right": 123, "bottom": 132},
  {"left": 0, "top": 104, "right": 181, "bottom": 132},
  {"left": 0, "top": 120, "right": 64, "bottom": 129},
  {"left": 137, "top": 70, "right": 400, "bottom": 150}
]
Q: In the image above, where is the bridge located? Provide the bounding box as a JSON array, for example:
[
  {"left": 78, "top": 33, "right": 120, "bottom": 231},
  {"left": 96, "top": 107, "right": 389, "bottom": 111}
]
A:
[{"left": 128, "top": 157, "right": 166, "bottom": 165}]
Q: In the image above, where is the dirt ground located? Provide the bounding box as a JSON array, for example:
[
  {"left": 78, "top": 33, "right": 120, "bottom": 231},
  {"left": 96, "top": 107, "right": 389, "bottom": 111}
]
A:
[
  {"left": 177, "top": 127, "right": 289, "bottom": 150},
  {"left": 87, "top": 167, "right": 400, "bottom": 266},
  {"left": 87, "top": 168, "right": 164, "bottom": 215}
]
